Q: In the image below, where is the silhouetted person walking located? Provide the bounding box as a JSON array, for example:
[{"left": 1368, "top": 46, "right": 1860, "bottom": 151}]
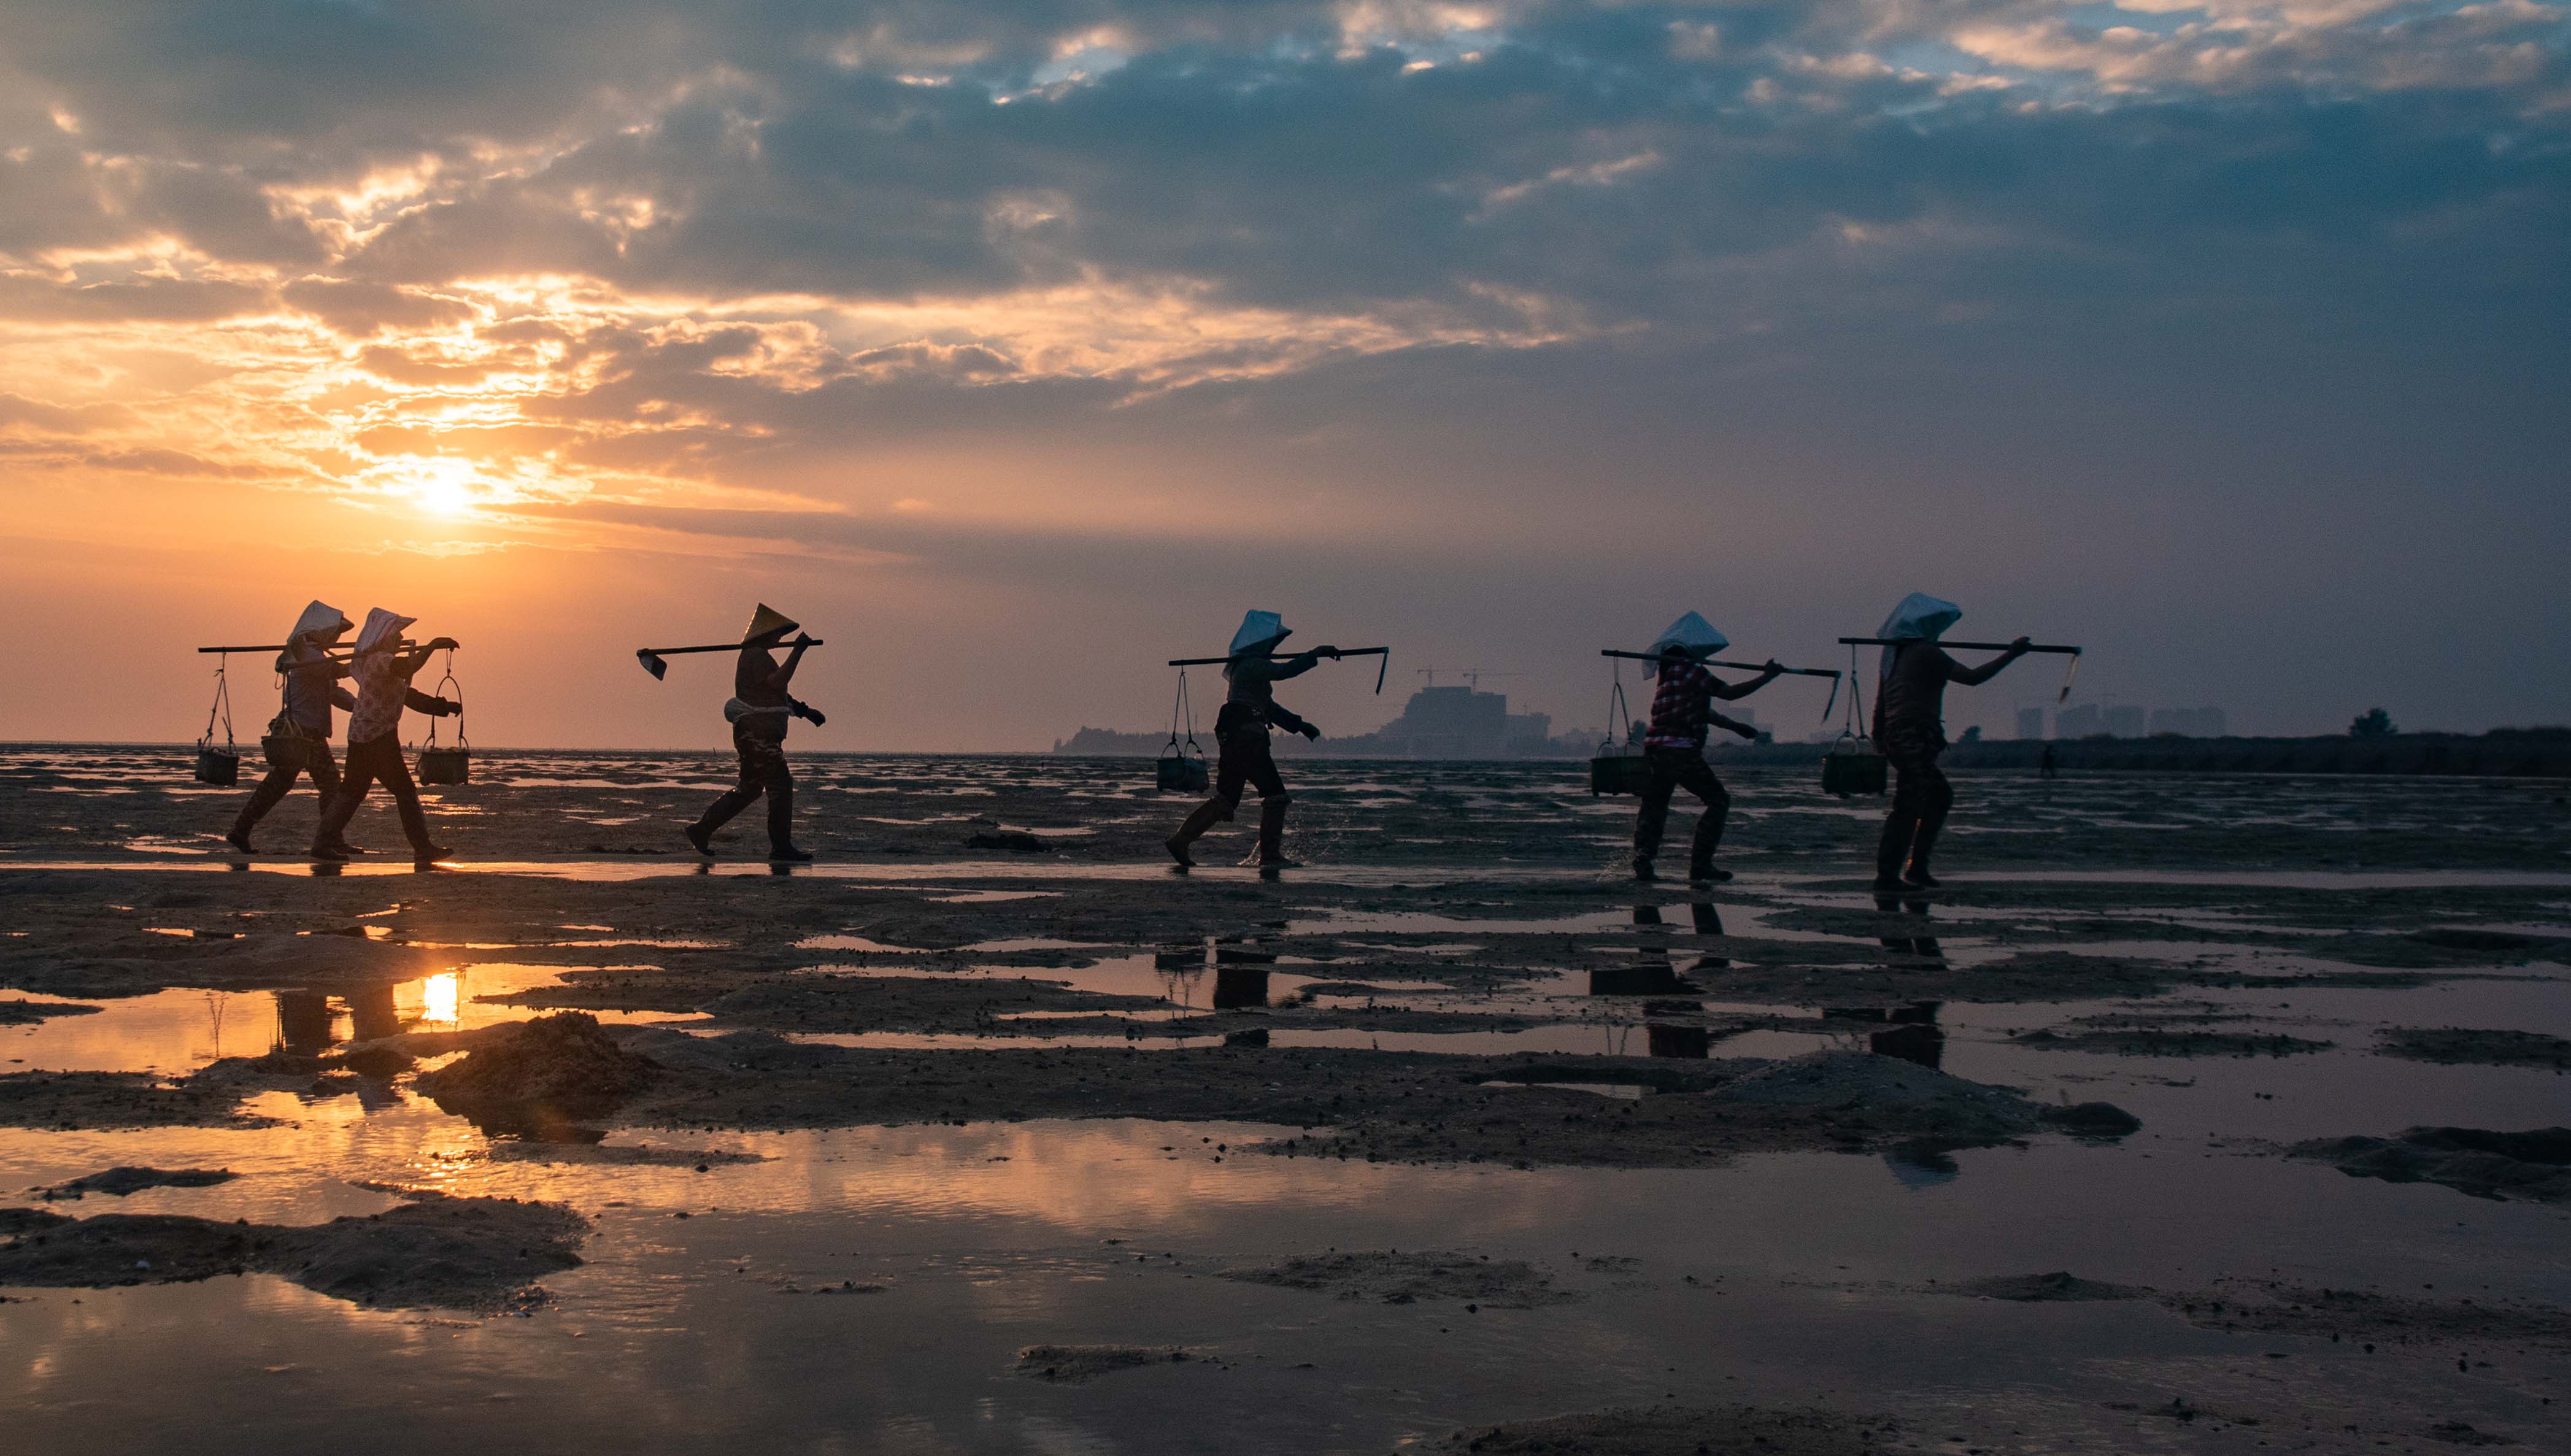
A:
[
  {"left": 1629, "top": 612, "right": 1778, "bottom": 882},
  {"left": 311, "top": 609, "right": 460, "bottom": 863},
  {"left": 1166, "top": 611, "right": 1338, "bottom": 869},
  {"left": 1870, "top": 593, "right": 2029, "bottom": 890},
  {"left": 687, "top": 604, "right": 816, "bottom": 861},
  {"left": 227, "top": 600, "right": 357, "bottom": 854}
]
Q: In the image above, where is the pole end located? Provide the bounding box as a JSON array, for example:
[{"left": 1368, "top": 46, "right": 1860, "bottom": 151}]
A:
[{"left": 638, "top": 650, "right": 667, "bottom": 681}]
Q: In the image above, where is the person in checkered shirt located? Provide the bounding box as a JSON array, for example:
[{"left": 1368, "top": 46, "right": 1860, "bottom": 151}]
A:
[{"left": 1632, "top": 636, "right": 1781, "bottom": 882}]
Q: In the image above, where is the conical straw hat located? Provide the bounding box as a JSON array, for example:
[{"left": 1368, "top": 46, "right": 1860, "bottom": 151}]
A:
[{"left": 744, "top": 603, "right": 799, "bottom": 640}]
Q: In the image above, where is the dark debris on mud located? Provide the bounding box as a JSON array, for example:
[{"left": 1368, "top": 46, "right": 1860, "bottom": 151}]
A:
[
  {"left": 1424, "top": 1404, "right": 1905, "bottom": 1455},
  {"left": 36, "top": 1166, "right": 237, "bottom": 1200},
  {"left": 1220, "top": 1250, "right": 1577, "bottom": 1307}
]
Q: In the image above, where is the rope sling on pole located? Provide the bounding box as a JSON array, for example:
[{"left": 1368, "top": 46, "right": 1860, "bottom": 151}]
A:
[
  {"left": 1588, "top": 658, "right": 1652, "bottom": 796},
  {"left": 1156, "top": 666, "right": 1210, "bottom": 793},
  {"left": 1819, "top": 641, "right": 1887, "bottom": 798},
  {"left": 418, "top": 648, "right": 472, "bottom": 785},
  {"left": 193, "top": 655, "right": 241, "bottom": 785}
]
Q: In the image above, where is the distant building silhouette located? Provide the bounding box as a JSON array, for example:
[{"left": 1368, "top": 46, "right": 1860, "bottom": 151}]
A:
[
  {"left": 2103, "top": 705, "right": 2145, "bottom": 739},
  {"left": 2056, "top": 703, "right": 2102, "bottom": 738},
  {"left": 2015, "top": 707, "right": 2046, "bottom": 741}
]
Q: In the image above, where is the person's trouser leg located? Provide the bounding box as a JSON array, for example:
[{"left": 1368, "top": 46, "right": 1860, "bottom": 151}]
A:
[
  {"left": 695, "top": 732, "right": 773, "bottom": 838},
  {"left": 760, "top": 751, "right": 796, "bottom": 852},
  {"left": 1671, "top": 755, "right": 1732, "bottom": 876},
  {"left": 233, "top": 760, "right": 301, "bottom": 840},
  {"left": 1904, "top": 761, "right": 1953, "bottom": 879},
  {"left": 376, "top": 745, "right": 436, "bottom": 853},
  {"left": 1877, "top": 749, "right": 1932, "bottom": 882},
  {"left": 314, "top": 738, "right": 385, "bottom": 851},
  {"left": 1243, "top": 743, "right": 1290, "bottom": 863},
  {"left": 1633, "top": 755, "right": 1680, "bottom": 865}
]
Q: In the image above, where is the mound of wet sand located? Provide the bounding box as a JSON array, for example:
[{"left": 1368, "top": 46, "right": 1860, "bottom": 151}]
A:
[
  {"left": 0, "top": 1188, "right": 586, "bottom": 1313},
  {"left": 414, "top": 1012, "right": 659, "bottom": 1136},
  {"left": 38, "top": 1166, "right": 237, "bottom": 1200},
  {"left": 1221, "top": 1250, "right": 1576, "bottom": 1307},
  {"left": 2291, "top": 1127, "right": 2571, "bottom": 1204},
  {"left": 2376, "top": 1028, "right": 2571, "bottom": 1070},
  {"left": 0, "top": 1070, "right": 275, "bottom": 1130},
  {"left": 1014, "top": 1344, "right": 1196, "bottom": 1381},
  {"left": 1427, "top": 1404, "right": 1903, "bottom": 1454},
  {"left": 1953, "top": 1271, "right": 2154, "bottom": 1302},
  {"left": 0, "top": 999, "right": 97, "bottom": 1025}
]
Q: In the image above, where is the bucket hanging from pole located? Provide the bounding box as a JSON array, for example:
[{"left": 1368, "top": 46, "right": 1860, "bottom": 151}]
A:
[
  {"left": 1155, "top": 668, "right": 1209, "bottom": 793},
  {"left": 417, "top": 651, "right": 472, "bottom": 786},
  {"left": 194, "top": 656, "right": 241, "bottom": 786},
  {"left": 1589, "top": 659, "right": 1651, "bottom": 796}
]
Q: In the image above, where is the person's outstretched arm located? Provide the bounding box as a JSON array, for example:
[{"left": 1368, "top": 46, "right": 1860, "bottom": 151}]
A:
[
  {"left": 1266, "top": 701, "right": 1319, "bottom": 739},
  {"left": 1710, "top": 661, "right": 1785, "bottom": 701},
  {"left": 767, "top": 633, "right": 815, "bottom": 691},
  {"left": 1949, "top": 637, "right": 2032, "bottom": 687},
  {"left": 1266, "top": 645, "right": 1335, "bottom": 681}
]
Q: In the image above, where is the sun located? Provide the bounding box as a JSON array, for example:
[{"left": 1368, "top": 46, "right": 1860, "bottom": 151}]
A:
[{"left": 403, "top": 458, "right": 482, "bottom": 517}]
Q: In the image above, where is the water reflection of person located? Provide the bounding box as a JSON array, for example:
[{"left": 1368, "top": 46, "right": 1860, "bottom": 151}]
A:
[
  {"left": 1870, "top": 593, "right": 2030, "bottom": 891},
  {"left": 687, "top": 604, "right": 817, "bottom": 862},
  {"left": 1872, "top": 892, "right": 1944, "bottom": 959},
  {"left": 1165, "top": 611, "right": 1339, "bottom": 871},
  {"left": 272, "top": 990, "right": 334, "bottom": 1057},
  {"left": 228, "top": 601, "right": 357, "bottom": 855}
]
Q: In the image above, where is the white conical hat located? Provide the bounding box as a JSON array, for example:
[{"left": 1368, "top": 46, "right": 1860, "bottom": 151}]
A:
[
  {"left": 1228, "top": 609, "right": 1289, "bottom": 657},
  {"left": 1645, "top": 611, "right": 1728, "bottom": 677},
  {"left": 744, "top": 603, "right": 798, "bottom": 639},
  {"left": 290, "top": 599, "right": 352, "bottom": 641},
  {"left": 1877, "top": 591, "right": 1962, "bottom": 678},
  {"left": 353, "top": 607, "right": 414, "bottom": 656}
]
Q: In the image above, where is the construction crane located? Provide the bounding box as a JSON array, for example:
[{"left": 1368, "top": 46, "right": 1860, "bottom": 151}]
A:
[{"left": 1414, "top": 668, "right": 1525, "bottom": 691}]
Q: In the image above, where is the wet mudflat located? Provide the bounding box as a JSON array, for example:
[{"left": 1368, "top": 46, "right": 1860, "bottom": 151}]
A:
[{"left": 1, "top": 749, "right": 2567, "bottom": 1453}]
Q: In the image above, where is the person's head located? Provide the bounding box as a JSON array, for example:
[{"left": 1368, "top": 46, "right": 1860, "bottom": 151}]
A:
[{"left": 743, "top": 602, "right": 800, "bottom": 647}]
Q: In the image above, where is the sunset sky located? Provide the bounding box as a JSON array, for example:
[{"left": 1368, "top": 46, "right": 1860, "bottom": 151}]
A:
[{"left": 2, "top": 0, "right": 2564, "bottom": 750}]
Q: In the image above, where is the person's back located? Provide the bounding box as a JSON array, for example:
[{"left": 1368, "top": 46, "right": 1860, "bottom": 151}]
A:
[
  {"left": 735, "top": 644, "right": 789, "bottom": 715},
  {"left": 1876, "top": 642, "right": 1957, "bottom": 745}
]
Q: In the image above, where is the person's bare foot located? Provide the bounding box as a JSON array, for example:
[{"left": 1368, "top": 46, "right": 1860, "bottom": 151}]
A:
[
  {"left": 223, "top": 828, "right": 253, "bottom": 853},
  {"left": 769, "top": 844, "right": 814, "bottom": 862},
  {"left": 1903, "top": 869, "right": 1941, "bottom": 889},
  {"left": 685, "top": 823, "right": 713, "bottom": 856},
  {"left": 414, "top": 844, "right": 452, "bottom": 863},
  {"left": 309, "top": 841, "right": 348, "bottom": 861},
  {"left": 1165, "top": 836, "right": 1196, "bottom": 868},
  {"left": 330, "top": 841, "right": 369, "bottom": 855}
]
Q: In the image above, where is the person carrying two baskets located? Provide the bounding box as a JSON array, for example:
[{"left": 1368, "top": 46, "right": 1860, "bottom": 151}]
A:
[{"left": 1630, "top": 612, "right": 1780, "bottom": 883}]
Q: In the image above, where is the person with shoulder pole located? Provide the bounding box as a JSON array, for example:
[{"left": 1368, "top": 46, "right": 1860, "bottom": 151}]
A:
[
  {"left": 310, "top": 609, "right": 461, "bottom": 863},
  {"left": 226, "top": 601, "right": 360, "bottom": 854},
  {"left": 1862, "top": 592, "right": 2032, "bottom": 891},
  {"left": 1629, "top": 612, "right": 1780, "bottom": 883},
  {"left": 685, "top": 604, "right": 820, "bottom": 862},
  {"left": 1165, "top": 611, "right": 1341, "bottom": 870}
]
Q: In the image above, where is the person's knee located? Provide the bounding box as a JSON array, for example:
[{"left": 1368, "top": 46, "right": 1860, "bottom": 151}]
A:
[
  {"left": 1263, "top": 792, "right": 1293, "bottom": 810},
  {"left": 1210, "top": 790, "right": 1243, "bottom": 818}
]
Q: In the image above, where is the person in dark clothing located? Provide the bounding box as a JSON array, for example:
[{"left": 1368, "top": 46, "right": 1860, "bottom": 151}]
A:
[
  {"left": 1630, "top": 613, "right": 1780, "bottom": 882},
  {"left": 310, "top": 608, "right": 461, "bottom": 862},
  {"left": 228, "top": 599, "right": 358, "bottom": 854},
  {"left": 2038, "top": 744, "right": 2059, "bottom": 780},
  {"left": 1869, "top": 592, "right": 2029, "bottom": 891},
  {"left": 1165, "top": 610, "right": 1338, "bottom": 869},
  {"left": 687, "top": 603, "right": 817, "bottom": 861}
]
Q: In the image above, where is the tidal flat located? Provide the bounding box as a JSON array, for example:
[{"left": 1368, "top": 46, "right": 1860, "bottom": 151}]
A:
[{"left": 1, "top": 747, "right": 2567, "bottom": 1453}]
